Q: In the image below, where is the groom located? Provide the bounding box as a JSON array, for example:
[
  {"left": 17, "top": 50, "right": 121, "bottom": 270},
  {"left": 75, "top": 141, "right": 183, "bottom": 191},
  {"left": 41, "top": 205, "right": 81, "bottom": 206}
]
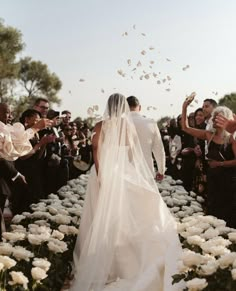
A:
[{"left": 127, "top": 96, "right": 165, "bottom": 181}]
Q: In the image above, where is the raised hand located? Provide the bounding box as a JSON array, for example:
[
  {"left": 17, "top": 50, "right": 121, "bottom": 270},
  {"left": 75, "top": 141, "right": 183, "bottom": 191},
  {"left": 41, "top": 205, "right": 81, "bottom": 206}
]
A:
[
  {"left": 32, "top": 118, "right": 53, "bottom": 131},
  {"left": 215, "top": 114, "right": 236, "bottom": 133}
]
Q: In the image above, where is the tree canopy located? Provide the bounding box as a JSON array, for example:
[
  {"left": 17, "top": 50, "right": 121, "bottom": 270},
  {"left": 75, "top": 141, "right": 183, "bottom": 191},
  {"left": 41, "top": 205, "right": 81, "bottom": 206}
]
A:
[
  {"left": 0, "top": 19, "right": 62, "bottom": 119},
  {"left": 0, "top": 19, "right": 24, "bottom": 100},
  {"left": 218, "top": 93, "right": 236, "bottom": 113}
]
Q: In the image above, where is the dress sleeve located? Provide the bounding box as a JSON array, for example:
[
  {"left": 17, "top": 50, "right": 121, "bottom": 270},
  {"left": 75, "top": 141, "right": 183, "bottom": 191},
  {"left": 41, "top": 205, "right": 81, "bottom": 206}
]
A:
[
  {"left": 152, "top": 122, "right": 166, "bottom": 175},
  {"left": 0, "top": 122, "right": 33, "bottom": 161}
]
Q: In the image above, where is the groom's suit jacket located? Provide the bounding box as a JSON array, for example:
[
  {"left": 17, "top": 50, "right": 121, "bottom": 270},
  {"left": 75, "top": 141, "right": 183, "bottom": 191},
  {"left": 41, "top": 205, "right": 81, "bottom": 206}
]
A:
[{"left": 130, "top": 111, "right": 166, "bottom": 176}]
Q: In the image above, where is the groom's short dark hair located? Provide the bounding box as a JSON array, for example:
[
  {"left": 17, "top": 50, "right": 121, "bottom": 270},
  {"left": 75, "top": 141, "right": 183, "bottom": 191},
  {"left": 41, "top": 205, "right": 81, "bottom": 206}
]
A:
[{"left": 127, "top": 96, "right": 140, "bottom": 108}]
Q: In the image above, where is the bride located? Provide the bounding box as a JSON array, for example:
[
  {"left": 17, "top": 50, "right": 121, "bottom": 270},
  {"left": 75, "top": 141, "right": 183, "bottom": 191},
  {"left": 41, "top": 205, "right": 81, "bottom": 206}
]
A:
[{"left": 70, "top": 93, "right": 183, "bottom": 291}]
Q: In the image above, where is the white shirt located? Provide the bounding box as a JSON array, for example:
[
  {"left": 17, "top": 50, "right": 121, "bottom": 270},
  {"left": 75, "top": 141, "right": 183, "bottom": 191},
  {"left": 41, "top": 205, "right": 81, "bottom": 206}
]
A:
[{"left": 130, "top": 111, "right": 166, "bottom": 176}]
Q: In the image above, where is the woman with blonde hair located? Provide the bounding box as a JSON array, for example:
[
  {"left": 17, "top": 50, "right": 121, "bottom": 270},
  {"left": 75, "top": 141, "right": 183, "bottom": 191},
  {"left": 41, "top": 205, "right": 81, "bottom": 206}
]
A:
[{"left": 182, "top": 98, "right": 236, "bottom": 227}]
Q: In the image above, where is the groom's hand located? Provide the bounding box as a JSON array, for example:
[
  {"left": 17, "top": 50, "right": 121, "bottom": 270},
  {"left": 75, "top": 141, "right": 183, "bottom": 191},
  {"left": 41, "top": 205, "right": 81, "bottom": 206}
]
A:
[{"left": 156, "top": 173, "right": 164, "bottom": 182}]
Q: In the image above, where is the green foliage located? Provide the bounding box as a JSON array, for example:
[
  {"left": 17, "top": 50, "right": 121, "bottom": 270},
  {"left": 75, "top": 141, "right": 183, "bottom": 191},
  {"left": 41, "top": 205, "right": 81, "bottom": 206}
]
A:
[
  {"left": 0, "top": 19, "right": 62, "bottom": 120},
  {"left": 218, "top": 93, "right": 236, "bottom": 113},
  {"left": 0, "top": 19, "right": 24, "bottom": 99},
  {"left": 18, "top": 57, "right": 62, "bottom": 104}
]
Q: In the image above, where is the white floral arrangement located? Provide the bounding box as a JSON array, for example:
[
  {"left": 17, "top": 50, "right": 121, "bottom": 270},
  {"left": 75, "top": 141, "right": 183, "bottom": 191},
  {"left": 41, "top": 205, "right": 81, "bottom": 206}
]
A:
[
  {"left": 157, "top": 176, "right": 236, "bottom": 290},
  {"left": 1, "top": 172, "right": 235, "bottom": 290},
  {"left": 0, "top": 174, "right": 88, "bottom": 291}
]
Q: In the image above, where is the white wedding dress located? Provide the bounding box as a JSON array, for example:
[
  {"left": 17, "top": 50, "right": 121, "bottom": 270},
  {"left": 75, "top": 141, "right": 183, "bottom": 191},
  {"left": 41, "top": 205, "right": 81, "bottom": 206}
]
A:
[{"left": 70, "top": 94, "right": 184, "bottom": 291}]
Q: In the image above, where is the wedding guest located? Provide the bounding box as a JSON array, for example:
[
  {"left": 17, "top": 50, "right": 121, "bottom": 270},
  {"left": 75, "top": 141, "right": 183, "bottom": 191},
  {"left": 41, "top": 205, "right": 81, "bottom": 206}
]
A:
[
  {"left": 182, "top": 99, "right": 236, "bottom": 227},
  {"left": 191, "top": 108, "right": 207, "bottom": 202},
  {"left": 15, "top": 110, "right": 55, "bottom": 210},
  {"left": 33, "top": 98, "right": 49, "bottom": 118},
  {"left": 165, "top": 118, "right": 182, "bottom": 180}
]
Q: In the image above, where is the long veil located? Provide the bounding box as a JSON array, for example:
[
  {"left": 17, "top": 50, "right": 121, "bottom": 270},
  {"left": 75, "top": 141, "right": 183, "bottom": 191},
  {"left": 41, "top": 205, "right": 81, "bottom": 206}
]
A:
[{"left": 71, "top": 94, "right": 182, "bottom": 291}]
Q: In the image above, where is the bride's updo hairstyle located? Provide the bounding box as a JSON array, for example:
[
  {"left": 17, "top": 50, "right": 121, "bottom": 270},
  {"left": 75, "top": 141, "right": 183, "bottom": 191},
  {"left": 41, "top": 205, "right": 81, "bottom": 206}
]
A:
[{"left": 107, "top": 93, "right": 127, "bottom": 117}]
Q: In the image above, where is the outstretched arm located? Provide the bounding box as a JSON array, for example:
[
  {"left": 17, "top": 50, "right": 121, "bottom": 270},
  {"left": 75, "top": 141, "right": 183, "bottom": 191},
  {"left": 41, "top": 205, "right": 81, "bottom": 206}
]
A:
[{"left": 181, "top": 98, "right": 208, "bottom": 140}]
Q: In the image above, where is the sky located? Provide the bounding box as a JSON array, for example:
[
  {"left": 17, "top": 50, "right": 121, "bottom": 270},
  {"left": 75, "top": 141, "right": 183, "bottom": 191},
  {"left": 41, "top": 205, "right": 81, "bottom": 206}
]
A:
[{"left": 1, "top": 0, "right": 236, "bottom": 121}]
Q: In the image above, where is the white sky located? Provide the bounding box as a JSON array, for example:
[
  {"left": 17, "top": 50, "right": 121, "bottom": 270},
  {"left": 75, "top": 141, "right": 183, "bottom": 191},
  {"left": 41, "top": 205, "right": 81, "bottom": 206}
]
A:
[{"left": 1, "top": 0, "right": 236, "bottom": 120}]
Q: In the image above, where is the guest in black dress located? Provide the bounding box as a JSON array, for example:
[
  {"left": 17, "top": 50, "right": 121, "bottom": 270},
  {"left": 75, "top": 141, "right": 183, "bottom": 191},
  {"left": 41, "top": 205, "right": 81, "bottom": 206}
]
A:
[
  {"left": 192, "top": 108, "right": 207, "bottom": 203},
  {"left": 182, "top": 100, "right": 236, "bottom": 227}
]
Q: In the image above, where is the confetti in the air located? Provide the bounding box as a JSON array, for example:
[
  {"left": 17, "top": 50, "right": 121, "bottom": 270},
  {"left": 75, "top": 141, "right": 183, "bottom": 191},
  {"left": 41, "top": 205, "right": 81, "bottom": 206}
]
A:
[
  {"left": 87, "top": 107, "right": 94, "bottom": 116},
  {"left": 68, "top": 90, "right": 72, "bottom": 94},
  {"left": 127, "top": 59, "right": 131, "bottom": 66},
  {"left": 79, "top": 78, "right": 85, "bottom": 82},
  {"left": 133, "top": 24, "right": 136, "bottom": 29},
  {"left": 101, "top": 89, "right": 105, "bottom": 93},
  {"left": 117, "top": 69, "right": 126, "bottom": 77},
  {"left": 141, "top": 50, "right": 146, "bottom": 55},
  {"left": 140, "top": 76, "right": 143, "bottom": 80},
  {"left": 167, "top": 76, "right": 171, "bottom": 81},
  {"left": 182, "top": 65, "right": 190, "bottom": 71},
  {"left": 165, "top": 88, "right": 171, "bottom": 92},
  {"left": 162, "top": 79, "right": 166, "bottom": 83},
  {"left": 166, "top": 58, "right": 171, "bottom": 62},
  {"left": 122, "top": 32, "right": 128, "bottom": 36},
  {"left": 157, "top": 80, "right": 161, "bottom": 84},
  {"left": 141, "top": 33, "right": 146, "bottom": 36},
  {"left": 137, "top": 61, "right": 142, "bottom": 67},
  {"left": 153, "top": 73, "right": 157, "bottom": 78},
  {"left": 150, "top": 60, "right": 155, "bottom": 64},
  {"left": 144, "top": 74, "right": 150, "bottom": 79},
  {"left": 149, "top": 46, "right": 155, "bottom": 50},
  {"left": 132, "top": 68, "right": 137, "bottom": 71}
]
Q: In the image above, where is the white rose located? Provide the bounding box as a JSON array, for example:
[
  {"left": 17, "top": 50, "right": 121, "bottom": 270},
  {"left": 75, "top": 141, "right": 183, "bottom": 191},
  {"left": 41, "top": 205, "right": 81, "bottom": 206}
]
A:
[
  {"left": 202, "top": 228, "right": 220, "bottom": 240},
  {"left": 12, "top": 246, "right": 34, "bottom": 261},
  {"left": 31, "top": 267, "right": 48, "bottom": 281},
  {"left": 47, "top": 206, "right": 58, "bottom": 215},
  {"left": 186, "top": 278, "right": 208, "bottom": 290},
  {"left": 228, "top": 232, "right": 236, "bottom": 242},
  {"left": 33, "top": 258, "right": 51, "bottom": 272},
  {"left": 47, "top": 239, "right": 68, "bottom": 253},
  {"left": 28, "top": 233, "right": 50, "bottom": 245},
  {"left": 181, "top": 250, "right": 205, "bottom": 267},
  {"left": 218, "top": 253, "right": 236, "bottom": 269},
  {"left": 187, "top": 235, "right": 205, "bottom": 246},
  {"left": 0, "top": 255, "right": 16, "bottom": 269},
  {"left": 9, "top": 271, "right": 29, "bottom": 289},
  {"left": 11, "top": 214, "right": 26, "bottom": 224},
  {"left": 51, "top": 230, "right": 64, "bottom": 240},
  {"left": 199, "top": 260, "right": 219, "bottom": 275},
  {"left": 208, "top": 246, "right": 230, "bottom": 257},
  {"left": 51, "top": 214, "right": 71, "bottom": 225},
  {"left": 0, "top": 242, "right": 14, "bottom": 256},
  {"left": 186, "top": 227, "right": 204, "bottom": 236},
  {"left": 2, "top": 232, "right": 25, "bottom": 242}
]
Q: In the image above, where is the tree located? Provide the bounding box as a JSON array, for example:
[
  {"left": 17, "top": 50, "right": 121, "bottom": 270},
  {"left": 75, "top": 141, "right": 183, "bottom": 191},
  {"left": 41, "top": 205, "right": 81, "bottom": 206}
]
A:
[
  {"left": 18, "top": 57, "right": 62, "bottom": 103},
  {"left": 12, "top": 57, "right": 62, "bottom": 118},
  {"left": 0, "top": 19, "right": 24, "bottom": 101},
  {"left": 218, "top": 93, "right": 236, "bottom": 113}
]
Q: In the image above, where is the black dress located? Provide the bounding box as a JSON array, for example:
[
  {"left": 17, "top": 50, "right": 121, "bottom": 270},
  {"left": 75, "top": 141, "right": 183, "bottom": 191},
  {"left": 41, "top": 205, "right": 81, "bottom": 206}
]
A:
[{"left": 206, "top": 140, "right": 236, "bottom": 227}]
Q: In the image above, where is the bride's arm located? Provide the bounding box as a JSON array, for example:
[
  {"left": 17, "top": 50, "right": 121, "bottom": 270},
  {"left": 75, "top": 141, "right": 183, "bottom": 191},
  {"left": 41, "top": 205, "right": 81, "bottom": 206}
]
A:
[{"left": 92, "top": 121, "right": 102, "bottom": 174}]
